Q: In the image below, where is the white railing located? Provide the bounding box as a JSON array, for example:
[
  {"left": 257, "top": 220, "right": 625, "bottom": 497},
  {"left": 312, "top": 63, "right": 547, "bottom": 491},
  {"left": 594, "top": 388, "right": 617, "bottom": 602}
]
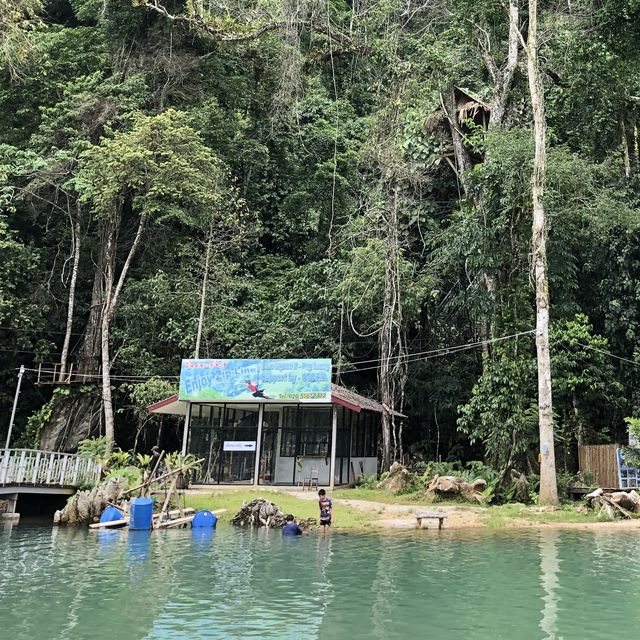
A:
[{"left": 0, "top": 449, "right": 102, "bottom": 487}]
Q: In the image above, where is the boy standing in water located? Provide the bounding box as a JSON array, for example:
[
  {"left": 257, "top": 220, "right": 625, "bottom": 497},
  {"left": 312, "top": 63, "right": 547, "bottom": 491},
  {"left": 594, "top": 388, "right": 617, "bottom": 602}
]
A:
[{"left": 318, "top": 489, "right": 332, "bottom": 531}]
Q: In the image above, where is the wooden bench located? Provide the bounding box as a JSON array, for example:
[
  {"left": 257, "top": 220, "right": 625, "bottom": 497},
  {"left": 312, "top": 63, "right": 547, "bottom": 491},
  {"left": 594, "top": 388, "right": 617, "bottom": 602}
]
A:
[{"left": 415, "top": 513, "right": 448, "bottom": 530}]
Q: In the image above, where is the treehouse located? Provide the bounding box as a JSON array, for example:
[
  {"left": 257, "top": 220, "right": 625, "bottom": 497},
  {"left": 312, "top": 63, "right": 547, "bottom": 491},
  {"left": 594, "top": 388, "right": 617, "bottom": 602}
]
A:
[
  {"left": 33, "top": 361, "right": 100, "bottom": 386},
  {"left": 427, "top": 86, "right": 491, "bottom": 171},
  {"left": 147, "top": 359, "right": 404, "bottom": 489}
]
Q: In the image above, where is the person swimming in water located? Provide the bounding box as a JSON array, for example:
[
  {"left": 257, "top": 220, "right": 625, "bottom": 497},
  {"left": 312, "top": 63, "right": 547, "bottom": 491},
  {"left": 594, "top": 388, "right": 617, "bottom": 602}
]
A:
[
  {"left": 282, "top": 514, "right": 303, "bottom": 536},
  {"left": 246, "top": 380, "right": 270, "bottom": 399}
]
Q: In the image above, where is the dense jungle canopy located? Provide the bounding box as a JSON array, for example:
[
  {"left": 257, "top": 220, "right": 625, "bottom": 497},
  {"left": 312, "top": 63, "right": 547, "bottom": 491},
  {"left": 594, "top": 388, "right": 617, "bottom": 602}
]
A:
[{"left": 1, "top": 0, "right": 639, "bottom": 476}]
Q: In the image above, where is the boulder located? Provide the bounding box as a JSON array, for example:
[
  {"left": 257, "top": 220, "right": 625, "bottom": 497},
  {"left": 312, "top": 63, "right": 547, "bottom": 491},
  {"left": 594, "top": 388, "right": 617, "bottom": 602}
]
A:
[
  {"left": 510, "top": 470, "right": 530, "bottom": 503},
  {"left": 57, "top": 477, "right": 126, "bottom": 525},
  {"left": 425, "top": 475, "right": 486, "bottom": 503},
  {"left": 379, "top": 462, "right": 412, "bottom": 494}
]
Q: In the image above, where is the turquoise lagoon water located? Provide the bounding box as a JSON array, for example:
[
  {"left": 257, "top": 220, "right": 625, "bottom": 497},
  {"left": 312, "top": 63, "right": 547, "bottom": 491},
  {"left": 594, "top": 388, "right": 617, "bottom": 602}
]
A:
[{"left": 1, "top": 524, "right": 639, "bottom": 639}]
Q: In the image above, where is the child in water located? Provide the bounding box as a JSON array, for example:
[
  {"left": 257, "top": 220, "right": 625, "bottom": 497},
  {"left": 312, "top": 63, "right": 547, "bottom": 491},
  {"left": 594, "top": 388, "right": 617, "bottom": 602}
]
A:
[
  {"left": 318, "top": 489, "right": 332, "bottom": 531},
  {"left": 282, "top": 514, "right": 303, "bottom": 536}
]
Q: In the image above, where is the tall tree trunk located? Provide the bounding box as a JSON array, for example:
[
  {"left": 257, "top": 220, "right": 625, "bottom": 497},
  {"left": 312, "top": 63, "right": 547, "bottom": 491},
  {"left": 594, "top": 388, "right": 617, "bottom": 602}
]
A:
[
  {"left": 100, "top": 228, "right": 116, "bottom": 454},
  {"left": 39, "top": 223, "right": 107, "bottom": 452},
  {"left": 59, "top": 207, "right": 81, "bottom": 382},
  {"left": 77, "top": 233, "right": 107, "bottom": 377},
  {"left": 378, "top": 181, "right": 406, "bottom": 471},
  {"left": 477, "top": 0, "right": 520, "bottom": 361},
  {"left": 441, "top": 87, "right": 473, "bottom": 195},
  {"left": 194, "top": 217, "right": 214, "bottom": 358},
  {"left": 488, "top": 0, "right": 520, "bottom": 128},
  {"left": 526, "top": 0, "right": 559, "bottom": 506},
  {"left": 101, "top": 212, "right": 149, "bottom": 454}
]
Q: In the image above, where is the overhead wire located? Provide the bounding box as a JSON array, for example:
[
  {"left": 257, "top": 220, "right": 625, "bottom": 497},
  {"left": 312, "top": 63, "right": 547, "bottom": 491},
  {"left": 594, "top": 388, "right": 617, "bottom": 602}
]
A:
[
  {"left": 573, "top": 341, "right": 640, "bottom": 369},
  {"left": 13, "top": 331, "right": 639, "bottom": 384},
  {"left": 18, "top": 330, "right": 535, "bottom": 381}
]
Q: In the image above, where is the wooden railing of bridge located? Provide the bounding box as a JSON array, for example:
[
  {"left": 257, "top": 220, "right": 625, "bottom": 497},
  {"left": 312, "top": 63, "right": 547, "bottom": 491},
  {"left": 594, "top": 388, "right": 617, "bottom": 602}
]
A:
[
  {"left": 34, "top": 362, "right": 101, "bottom": 386},
  {"left": 0, "top": 449, "right": 102, "bottom": 488}
]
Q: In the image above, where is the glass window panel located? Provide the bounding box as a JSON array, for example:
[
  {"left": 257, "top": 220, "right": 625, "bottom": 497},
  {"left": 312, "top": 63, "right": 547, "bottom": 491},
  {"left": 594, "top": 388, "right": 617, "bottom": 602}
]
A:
[
  {"left": 365, "top": 413, "right": 377, "bottom": 457},
  {"left": 298, "top": 429, "right": 331, "bottom": 457},
  {"left": 191, "top": 404, "right": 222, "bottom": 428},
  {"left": 282, "top": 406, "right": 298, "bottom": 428},
  {"left": 298, "top": 405, "right": 332, "bottom": 429},
  {"left": 280, "top": 429, "right": 297, "bottom": 457},
  {"left": 336, "top": 427, "right": 350, "bottom": 457},
  {"left": 222, "top": 405, "right": 259, "bottom": 428}
]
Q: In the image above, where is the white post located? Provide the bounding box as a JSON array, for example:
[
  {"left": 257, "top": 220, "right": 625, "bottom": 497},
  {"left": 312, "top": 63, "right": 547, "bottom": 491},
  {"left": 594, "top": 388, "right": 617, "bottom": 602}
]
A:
[
  {"left": 45, "top": 453, "right": 55, "bottom": 484},
  {"left": 0, "top": 449, "right": 10, "bottom": 484},
  {"left": 181, "top": 403, "right": 192, "bottom": 455},
  {"left": 17, "top": 450, "right": 27, "bottom": 483},
  {"left": 5, "top": 365, "right": 25, "bottom": 449},
  {"left": 329, "top": 405, "right": 338, "bottom": 490},
  {"left": 71, "top": 455, "right": 81, "bottom": 485},
  {"left": 253, "top": 404, "right": 264, "bottom": 487},
  {"left": 31, "top": 451, "right": 42, "bottom": 484},
  {"left": 59, "top": 455, "right": 69, "bottom": 485}
]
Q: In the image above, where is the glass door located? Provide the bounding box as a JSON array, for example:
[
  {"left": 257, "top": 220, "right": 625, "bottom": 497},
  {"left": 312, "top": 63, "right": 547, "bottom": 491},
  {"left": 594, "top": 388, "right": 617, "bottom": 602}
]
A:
[{"left": 219, "top": 405, "right": 259, "bottom": 484}]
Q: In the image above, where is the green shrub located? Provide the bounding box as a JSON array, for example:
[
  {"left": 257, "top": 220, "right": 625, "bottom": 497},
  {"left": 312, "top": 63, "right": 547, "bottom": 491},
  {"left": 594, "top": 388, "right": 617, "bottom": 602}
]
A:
[
  {"left": 104, "top": 466, "right": 142, "bottom": 489},
  {"left": 135, "top": 453, "right": 153, "bottom": 469},
  {"left": 77, "top": 436, "right": 108, "bottom": 461},
  {"left": 555, "top": 471, "right": 573, "bottom": 499},
  {"left": 109, "top": 451, "right": 131, "bottom": 468},
  {"left": 357, "top": 474, "right": 379, "bottom": 489}
]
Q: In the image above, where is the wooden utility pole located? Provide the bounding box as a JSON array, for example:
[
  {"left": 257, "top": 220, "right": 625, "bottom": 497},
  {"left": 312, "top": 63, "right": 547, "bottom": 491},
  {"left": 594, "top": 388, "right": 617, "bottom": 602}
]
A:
[
  {"left": 526, "top": 0, "right": 559, "bottom": 506},
  {"left": 195, "top": 217, "right": 214, "bottom": 358}
]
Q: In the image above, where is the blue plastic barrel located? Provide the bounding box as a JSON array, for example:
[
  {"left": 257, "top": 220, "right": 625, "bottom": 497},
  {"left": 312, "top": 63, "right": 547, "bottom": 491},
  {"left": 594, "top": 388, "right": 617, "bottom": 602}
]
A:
[
  {"left": 192, "top": 510, "right": 217, "bottom": 529},
  {"left": 99, "top": 505, "right": 123, "bottom": 524},
  {"left": 130, "top": 497, "right": 154, "bottom": 530}
]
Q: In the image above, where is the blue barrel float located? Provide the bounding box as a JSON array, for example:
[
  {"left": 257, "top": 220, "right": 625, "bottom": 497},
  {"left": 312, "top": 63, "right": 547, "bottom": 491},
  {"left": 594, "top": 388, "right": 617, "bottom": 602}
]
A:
[
  {"left": 130, "top": 497, "right": 154, "bottom": 531},
  {"left": 99, "top": 505, "right": 124, "bottom": 525},
  {"left": 192, "top": 510, "right": 217, "bottom": 529}
]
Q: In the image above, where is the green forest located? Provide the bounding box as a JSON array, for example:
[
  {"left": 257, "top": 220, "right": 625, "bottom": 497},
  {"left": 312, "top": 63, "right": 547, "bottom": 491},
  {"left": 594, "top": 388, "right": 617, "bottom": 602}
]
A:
[{"left": 1, "top": 0, "right": 639, "bottom": 496}]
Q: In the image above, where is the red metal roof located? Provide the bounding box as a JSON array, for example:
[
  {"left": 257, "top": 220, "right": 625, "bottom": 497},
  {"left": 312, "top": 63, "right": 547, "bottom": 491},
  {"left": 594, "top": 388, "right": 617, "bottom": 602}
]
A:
[
  {"left": 146, "top": 394, "right": 180, "bottom": 413},
  {"left": 146, "top": 385, "right": 405, "bottom": 418}
]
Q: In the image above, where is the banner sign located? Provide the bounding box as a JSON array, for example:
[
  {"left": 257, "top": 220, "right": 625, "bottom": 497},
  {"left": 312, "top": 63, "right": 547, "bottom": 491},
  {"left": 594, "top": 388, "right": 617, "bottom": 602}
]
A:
[
  {"left": 179, "top": 359, "right": 332, "bottom": 403},
  {"left": 223, "top": 441, "right": 257, "bottom": 452}
]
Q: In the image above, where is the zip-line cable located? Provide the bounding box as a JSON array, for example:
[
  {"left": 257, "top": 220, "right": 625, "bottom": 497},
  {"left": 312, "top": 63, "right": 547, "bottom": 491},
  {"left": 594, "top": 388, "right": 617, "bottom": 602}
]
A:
[
  {"left": 573, "top": 341, "right": 640, "bottom": 369},
  {"left": 18, "top": 330, "right": 536, "bottom": 382},
  {"left": 337, "top": 330, "right": 536, "bottom": 369}
]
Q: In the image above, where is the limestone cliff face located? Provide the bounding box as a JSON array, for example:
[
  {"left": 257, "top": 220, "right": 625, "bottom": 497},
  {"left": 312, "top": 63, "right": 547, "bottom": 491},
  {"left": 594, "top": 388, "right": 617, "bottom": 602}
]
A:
[{"left": 39, "top": 389, "right": 102, "bottom": 453}]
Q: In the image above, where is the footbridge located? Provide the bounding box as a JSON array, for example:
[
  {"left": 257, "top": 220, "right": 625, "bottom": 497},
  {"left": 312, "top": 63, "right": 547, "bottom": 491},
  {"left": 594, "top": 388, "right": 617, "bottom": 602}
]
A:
[{"left": 0, "top": 448, "right": 102, "bottom": 518}]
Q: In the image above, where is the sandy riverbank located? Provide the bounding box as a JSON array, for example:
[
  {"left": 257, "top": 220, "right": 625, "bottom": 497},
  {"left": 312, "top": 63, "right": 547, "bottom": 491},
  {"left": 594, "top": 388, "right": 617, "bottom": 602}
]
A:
[{"left": 186, "top": 487, "right": 640, "bottom": 531}]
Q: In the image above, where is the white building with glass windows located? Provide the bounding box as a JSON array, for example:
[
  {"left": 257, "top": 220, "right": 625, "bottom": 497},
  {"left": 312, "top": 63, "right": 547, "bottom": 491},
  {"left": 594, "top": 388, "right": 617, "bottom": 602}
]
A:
[{"left": 147, "top": 359, "right": 403, "bottom": 488}]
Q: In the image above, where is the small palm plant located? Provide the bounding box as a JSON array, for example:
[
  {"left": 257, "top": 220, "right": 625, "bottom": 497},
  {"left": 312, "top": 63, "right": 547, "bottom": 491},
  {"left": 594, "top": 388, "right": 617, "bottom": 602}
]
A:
[
  {"left": 135, "top": 453, "right": 153, "bottom": 469},
  {"left": 109, "top": 450, "right": 131, "bottom": 469}
]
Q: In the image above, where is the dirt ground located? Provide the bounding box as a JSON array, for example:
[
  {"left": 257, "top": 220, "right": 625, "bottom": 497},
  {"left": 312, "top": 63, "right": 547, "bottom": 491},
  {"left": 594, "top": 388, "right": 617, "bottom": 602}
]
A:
[
  {"left": 285, "top": 490, "right": 485, "bottom": 529},
  {"left": 284, "top": 490, "right": 640, "bottom": 531}
]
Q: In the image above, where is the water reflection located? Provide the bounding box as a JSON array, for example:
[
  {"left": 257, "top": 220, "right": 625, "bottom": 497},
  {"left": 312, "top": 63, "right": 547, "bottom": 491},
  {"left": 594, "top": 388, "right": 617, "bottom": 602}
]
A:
[
  {"left": 191, "top": 527, "right": 215, "bottom": 551},
  {"left": 126, "top": 530, "right": 151, "bottom": 565},
  {"left": 97, "top": 529, "right": 121, "bottom": 554},
  {"left": 539, "top": 530, "right": 561, "bottom": 640},
  {"left": 3, "top": 526, "right": 640, "bottom": 640}
]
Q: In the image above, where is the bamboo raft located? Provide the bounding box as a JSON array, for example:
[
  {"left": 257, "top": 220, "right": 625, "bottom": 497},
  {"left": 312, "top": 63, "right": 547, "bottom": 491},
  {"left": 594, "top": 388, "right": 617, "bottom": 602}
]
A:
[{"left": 90, "top": 455, "right": 223, "bottom": 530}]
